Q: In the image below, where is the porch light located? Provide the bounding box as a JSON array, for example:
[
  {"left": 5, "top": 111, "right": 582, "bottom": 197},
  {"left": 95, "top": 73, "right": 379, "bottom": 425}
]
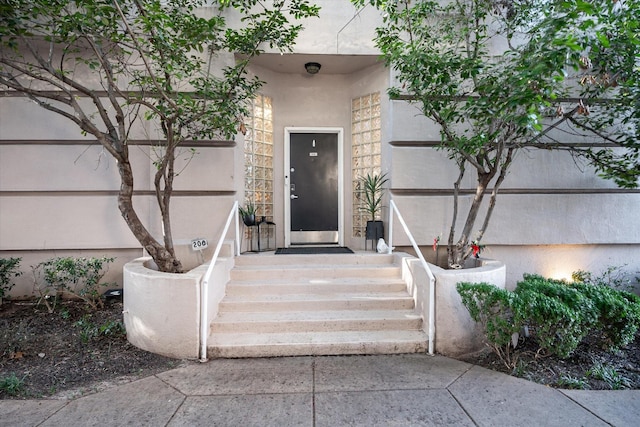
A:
[{"left": 304, "top": 62, "right": 321, "bottom": 74}]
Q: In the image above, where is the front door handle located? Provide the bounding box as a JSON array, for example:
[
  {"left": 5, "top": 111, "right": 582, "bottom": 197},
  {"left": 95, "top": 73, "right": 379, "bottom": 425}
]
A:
[{"left": 290, "top": 194, "right": 299, "bottom": 199}]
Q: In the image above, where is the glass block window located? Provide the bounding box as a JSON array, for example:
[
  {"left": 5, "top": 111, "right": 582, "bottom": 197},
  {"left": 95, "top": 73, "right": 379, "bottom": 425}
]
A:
[
  {"left": 352, "top": 92, "right": 382, "bottom": 237},
  {"left": 244, "top": 94, "right": 274, "bottom": 221}
]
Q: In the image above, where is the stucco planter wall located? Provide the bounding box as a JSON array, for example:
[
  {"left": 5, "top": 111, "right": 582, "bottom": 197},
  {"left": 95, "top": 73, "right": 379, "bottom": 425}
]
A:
[
  {"left": 123, "top": 245, "right": 234, "bottom": 359},
  {"left": 399, "top": 255, "right": 506, "bottom": 357}
]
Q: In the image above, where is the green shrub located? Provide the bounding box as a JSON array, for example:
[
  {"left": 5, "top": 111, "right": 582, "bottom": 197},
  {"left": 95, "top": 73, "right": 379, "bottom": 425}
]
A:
[
  {"left": 515, "top": 274, "right": 598, "bottom": 358},
  {"left": 33, "top": 256, "right": 115, "bottom": 312},
  {"left": 0, "top": 257, "right": 22, "bottom": 301},
  {"left": 571, "top": 282, "right": 640, "bottom": 350},
  {"left": 457, "top": 273, "right": 640, "bottom": 364},
  {"left": 573, "top": 264, "right": 637, "bottom": 291},
  {"left": 456, "top": 282, "right": 522, "bottom": 368}
]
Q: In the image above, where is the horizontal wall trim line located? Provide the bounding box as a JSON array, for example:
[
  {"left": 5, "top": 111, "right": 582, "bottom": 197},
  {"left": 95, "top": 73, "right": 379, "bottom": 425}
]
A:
[
  {"left": 393, "top": 94, "right": 617, "bottom": 104},
  {"left": 0, "top": 190, "right": 236, "bottom": 197},
  {"left": 391, "top": 188, "right": 640, "bottom": 196},
  {"left": 390, "top": 141, "right": 441, "bottom": 147},
  {"left": 7, "top": 90, "right": 610, "bottom": 105},
  {"left": 1, "top": 89, "right": 210, "bottom": 99},
  {"left": 389, "top": 140, "right": 615, "bottom": 148},
  {"left": 0, "top": 248, "right": 145, "bottom": 253},
  {"left": 0, "top": 139, "right": 235, "bottom": 147}
]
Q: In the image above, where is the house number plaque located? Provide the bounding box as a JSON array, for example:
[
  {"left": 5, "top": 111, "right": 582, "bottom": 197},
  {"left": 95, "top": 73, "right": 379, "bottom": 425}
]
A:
[{"left": 191, "top": 238, "right": 209, "bottom": 251}]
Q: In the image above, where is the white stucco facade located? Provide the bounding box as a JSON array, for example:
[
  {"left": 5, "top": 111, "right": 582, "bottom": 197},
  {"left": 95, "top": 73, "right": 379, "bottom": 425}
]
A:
[{"left": 1, "top": 0, "right": 638, "bottom": 297}]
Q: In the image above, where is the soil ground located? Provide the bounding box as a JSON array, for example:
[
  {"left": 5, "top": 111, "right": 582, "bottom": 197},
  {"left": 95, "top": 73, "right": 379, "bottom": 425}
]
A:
[
  {"left": 1, "top": 300, "right": 639, "bottom": 399},
  {"left": 1, "top": 299, "right": 181, "bottom": 399},
  {"left": 457, "top": 333, "right": 640, "bottom": 390}
]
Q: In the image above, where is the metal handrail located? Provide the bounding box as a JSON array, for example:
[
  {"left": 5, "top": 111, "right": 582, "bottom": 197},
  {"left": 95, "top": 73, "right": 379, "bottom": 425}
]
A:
[
  {"left": 388, "top": 199, "right": 436, "bottom": 355},
  {"left": 199, "top": 200, "right": 241, "bottom": 362}
]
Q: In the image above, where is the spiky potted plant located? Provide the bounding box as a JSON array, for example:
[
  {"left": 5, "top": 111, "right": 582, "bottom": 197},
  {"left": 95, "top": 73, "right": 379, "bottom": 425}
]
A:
[
  {"left": 239, "top": 202, "right": 257, "bottom": 226},
  {"left": 359, "top": 172, "right": 389, "bottom": 243}
]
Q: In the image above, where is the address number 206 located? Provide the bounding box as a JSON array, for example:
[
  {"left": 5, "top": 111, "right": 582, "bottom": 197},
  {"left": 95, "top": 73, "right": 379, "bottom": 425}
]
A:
[{"left": 191, "top": 238, "right": 208, "bottom": 250}]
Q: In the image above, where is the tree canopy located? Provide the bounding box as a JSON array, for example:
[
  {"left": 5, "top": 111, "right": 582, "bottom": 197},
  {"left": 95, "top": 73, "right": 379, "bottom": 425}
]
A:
[
  {"left": 354, "top": 0, "right": 639, "bottom": 267},
  {"left": 0, "top": 0, "right": 319, "bottom": 272}
]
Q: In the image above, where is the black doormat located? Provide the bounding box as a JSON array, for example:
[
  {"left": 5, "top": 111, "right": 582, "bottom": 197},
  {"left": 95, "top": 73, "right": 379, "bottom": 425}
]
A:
[{"left": 275, "top": 247, "right": 354, "bottom": 255}]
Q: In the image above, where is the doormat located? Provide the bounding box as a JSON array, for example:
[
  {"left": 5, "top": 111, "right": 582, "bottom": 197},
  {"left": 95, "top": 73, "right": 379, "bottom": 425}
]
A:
[{"left": 275, "top": 247, "right": 354, "bottom": 255}]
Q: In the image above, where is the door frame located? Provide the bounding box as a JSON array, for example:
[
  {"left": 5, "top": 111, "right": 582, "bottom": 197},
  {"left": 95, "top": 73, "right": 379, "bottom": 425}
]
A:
[{"left": 284, "top": 127, "right": 344, "bottom": 247}]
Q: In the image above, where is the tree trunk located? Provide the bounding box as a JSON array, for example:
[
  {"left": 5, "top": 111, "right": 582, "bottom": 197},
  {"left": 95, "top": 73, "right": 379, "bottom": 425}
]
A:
[
  {"left": 447, "top": 159, "right": 466, "bottom": 267},
  {"left": 116, "top": 146, "right": 183, "bottom": 273},
  {"left": 449, "top": 172, "right": 492, "bottom": 267}
]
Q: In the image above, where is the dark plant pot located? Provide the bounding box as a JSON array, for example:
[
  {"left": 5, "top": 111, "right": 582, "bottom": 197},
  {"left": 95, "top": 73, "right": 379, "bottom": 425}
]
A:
[
  {"left": 365, "top": 220, "right": 384, "bottom": 240},
  {"left": 243, "top": 214, "right": 256, "bottom": 226}
]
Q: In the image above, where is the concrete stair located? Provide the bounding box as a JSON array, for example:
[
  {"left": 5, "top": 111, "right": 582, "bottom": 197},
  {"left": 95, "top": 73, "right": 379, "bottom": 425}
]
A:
[{"left": 207, "top": 252, "right": 428, "bottom": 358}]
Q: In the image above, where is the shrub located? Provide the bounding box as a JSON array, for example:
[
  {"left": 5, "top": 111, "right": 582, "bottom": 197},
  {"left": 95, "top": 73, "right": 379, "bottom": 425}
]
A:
[
  {"left": 0, "top": 257, "right": 22, "bottom": 301},
  {"left": 457, "top": 273, "right": 640, "bottom": 363},
  {"left": 33, "top": 256, "right": 115, "bottom": 312},
  {"left": 456, "top": 282, "right": 522, "bottom": 368},
  {"left": 571, "top": 281, "right": 640, "bottom": 350},
  {"left": 515, "top": 275, "right": 598, "bottom": 358},
  {"left": 572, "top": 264, "right": 637, "bottom": 292}
]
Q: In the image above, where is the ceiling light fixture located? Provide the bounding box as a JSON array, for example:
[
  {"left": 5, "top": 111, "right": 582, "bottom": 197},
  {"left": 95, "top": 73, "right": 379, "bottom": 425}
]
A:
[{"left": 304, "top": 62, "right": 321, "bottom": 75}]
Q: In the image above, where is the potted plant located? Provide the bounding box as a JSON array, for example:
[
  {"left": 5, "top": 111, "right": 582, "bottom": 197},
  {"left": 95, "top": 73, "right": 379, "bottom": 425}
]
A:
[
  {"left": 359, "top": 172, "right": 388, "bottom": 242},
  {"left": 239, "top": 202, "right": 257, "bottom": 226}
]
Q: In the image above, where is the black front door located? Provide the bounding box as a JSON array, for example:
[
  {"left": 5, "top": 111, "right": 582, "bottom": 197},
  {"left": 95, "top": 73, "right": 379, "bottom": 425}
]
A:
[{"left": 288, "top": 132, "right": 339, "bottom": 245}]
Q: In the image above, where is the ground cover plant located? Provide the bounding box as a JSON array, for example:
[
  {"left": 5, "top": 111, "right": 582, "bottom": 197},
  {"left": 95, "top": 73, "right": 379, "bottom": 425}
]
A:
[{"left": 457, "top": 267, "right": 640, "bottom": 389}]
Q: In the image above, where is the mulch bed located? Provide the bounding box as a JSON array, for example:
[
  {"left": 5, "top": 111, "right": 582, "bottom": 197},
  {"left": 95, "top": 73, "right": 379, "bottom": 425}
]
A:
[
  {"left": 456, "top": 333, "right": 640, "bottom": 390},
  {"left": 1, "top": 300, "right": 181, "bottom": 399}
]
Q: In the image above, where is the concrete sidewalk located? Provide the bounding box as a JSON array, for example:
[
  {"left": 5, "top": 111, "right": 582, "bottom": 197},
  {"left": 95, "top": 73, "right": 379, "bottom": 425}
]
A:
[{"left": 1, "top": 354, "right": 638, "bottom": 426}]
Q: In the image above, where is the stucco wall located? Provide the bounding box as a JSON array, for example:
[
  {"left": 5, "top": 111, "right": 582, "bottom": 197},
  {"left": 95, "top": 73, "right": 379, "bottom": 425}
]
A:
[{"left": 219, "top": 0, "right": 381, "bottom": 55}]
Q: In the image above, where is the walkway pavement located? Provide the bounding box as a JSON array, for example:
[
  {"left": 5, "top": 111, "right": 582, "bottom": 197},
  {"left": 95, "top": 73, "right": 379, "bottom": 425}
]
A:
[{"left": 1, "top": 354, "right": 639, "bottom": 426}]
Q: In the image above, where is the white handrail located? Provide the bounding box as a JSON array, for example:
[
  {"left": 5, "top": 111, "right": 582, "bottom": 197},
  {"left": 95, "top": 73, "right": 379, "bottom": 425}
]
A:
[
  {"left": 388, "top": 199, "right": 436, "bottom": 355},
  {"left": 199, "top": 200, "right": 241, "bottom": 362}
]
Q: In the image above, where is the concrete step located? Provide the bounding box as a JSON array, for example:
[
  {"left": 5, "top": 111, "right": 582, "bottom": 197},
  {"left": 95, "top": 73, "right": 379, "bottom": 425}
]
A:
[
  {"left": 218, "top": 292, "right": 415, "bottom": 312},
  {"left": 225, "top": 277, "right": 407, "bottom": 296},
  {"left": 211, "top": 310, "right": 423, "bottom": 333},
  {"left": 208, "top": 330, "right": 428, "bottom": 358},
  {"left": 233, "top": 252, "right": 395, "bottom": 266},
  {"left": 207, "top": 252, "right": 427, "bottom": 358},
  {"left": 230, "top": 263, "right": 401, "bottom": 281}
]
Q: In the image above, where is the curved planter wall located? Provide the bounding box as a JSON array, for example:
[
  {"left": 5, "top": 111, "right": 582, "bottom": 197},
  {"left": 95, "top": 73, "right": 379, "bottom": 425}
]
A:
[
  {"left": 123, "top": 258, "right": 203, "bottom": 359},
  {"left": 401, "top": 256, "right": 506, "bottom": 357}
]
